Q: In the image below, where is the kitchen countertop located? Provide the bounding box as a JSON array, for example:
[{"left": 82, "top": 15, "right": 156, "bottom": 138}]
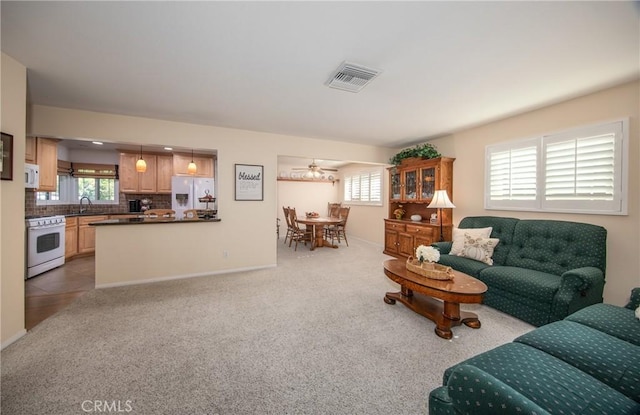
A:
[{"left": 90, "top": 217, "right": 221, "bottom": 226}]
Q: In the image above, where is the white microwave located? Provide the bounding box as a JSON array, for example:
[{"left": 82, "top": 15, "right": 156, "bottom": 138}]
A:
[{"left": 25, "top": 163, "right": 39, "bottom": 189}]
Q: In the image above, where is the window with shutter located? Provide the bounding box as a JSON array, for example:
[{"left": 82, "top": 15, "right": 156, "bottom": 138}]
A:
[
  {"left": 343, "top": 167, "right": 383, "bottom": 205},
  {"left": 485, "top": 119, "right": 627, "bottom": 215}
]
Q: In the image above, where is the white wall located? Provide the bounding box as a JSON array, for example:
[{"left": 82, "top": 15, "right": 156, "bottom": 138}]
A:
[
  {"left": 429, "top": 80, "right": 640, "bottom": 306},
  {"left": 1, "top": 53, "right": 27, "bottom": 347}
]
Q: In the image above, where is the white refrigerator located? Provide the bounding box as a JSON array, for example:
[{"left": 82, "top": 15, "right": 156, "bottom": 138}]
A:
[{"left": 171, "top": 176, "right": 216, "bottom": 218}]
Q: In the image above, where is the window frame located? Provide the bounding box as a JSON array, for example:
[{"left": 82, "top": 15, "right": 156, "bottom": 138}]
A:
[
  {"left": 36, "top": 176, "right": 120, "bottom": 206},
  {"left": 343, "top": 167, "right": 383, "bottom": 206},
  {"left": 484, "top": 119, "right": 628, "bottom": 216}
]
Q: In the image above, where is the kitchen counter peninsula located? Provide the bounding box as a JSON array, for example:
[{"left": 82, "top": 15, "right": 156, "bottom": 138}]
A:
[
  {"left": 93, "top": 214, "right": 231, "bottom": 289},
  {"left": 89, "top": 217, "right": 221, "bottom": 226}
]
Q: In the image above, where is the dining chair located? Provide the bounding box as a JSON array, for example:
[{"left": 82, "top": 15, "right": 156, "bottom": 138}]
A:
[
  {"left": 282, "top": 206, "right": 295, "bottom": 245},
  {"left": 288, "top": 207, "right": 312, "bottom": 251},
  {"left": 328, "top": 202, "right": 341, "bottom": 218},
  {"left": 143, "top": 209, "right": 176, "bottom": 218},
  {"left": 326, "top": 206, "right": 350, "bottom": 246}
]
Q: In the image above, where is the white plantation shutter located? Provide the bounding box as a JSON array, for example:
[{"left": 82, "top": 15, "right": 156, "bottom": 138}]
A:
[
  {"left": 485, "top": 119, "right": 627, "bottom": 215},
  {"left": 343, "top": 168, "right": 383, "bottom": 205},
  {"left": 486, "top": 138, "right": 538, "bottom": 210},
  {"left": 344, "top": 177, "right": 352, "bottom": 201},
  {"left": 543, "top": 121, "right": 623, "bottom": 213},
  {"left": 370, "top": 171, "right": 382, "bottom": 202}
]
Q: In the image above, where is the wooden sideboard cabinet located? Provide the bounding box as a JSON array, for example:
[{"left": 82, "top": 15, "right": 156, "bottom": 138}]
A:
[
  {"left": 385, "top": 156, "right": 455, "bottom": 259},
  {"left": 384, "top": 219, "right": 446, "bottom": 258}
]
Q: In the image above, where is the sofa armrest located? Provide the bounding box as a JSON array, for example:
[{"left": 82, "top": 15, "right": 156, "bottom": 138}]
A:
[
  {"left": 431, "top": 241, "right": 452, "bottom": 255},
  {"left": 442, "top": 364, "right": 551, "bottom": 415},
  {"left": 625, "top": 287, "right": 640, "bottom": 310},
  {"left": 551, "top": 267, "right": 605, "bottom": 320},
  {"left": 560, "top": 266, "right": 604, "bottom": 293}
]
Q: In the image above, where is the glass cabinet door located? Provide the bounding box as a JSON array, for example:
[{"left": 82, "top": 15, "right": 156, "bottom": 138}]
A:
[
  {"left": 390, "top": 169, "right": 401, "bottom": 201},
  {"left": 403, "top": 169, "right": 417, "bottom": 200},
  {"left": 420, "top": 166, "right": 436, "bottom": 200}
]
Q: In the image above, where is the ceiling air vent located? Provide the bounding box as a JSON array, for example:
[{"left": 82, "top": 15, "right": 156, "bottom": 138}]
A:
[{"left": 326, "top": 61, "right": 381, "bottom": 93}]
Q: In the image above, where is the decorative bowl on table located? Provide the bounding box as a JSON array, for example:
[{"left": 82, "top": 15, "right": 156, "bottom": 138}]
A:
[{"left": 306, "top": 212, "right": 320, "bottom": 218}]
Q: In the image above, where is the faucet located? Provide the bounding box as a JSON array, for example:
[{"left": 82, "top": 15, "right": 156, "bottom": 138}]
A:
[{"left": 79, "top": 196, "right": 92, "bottom": 214}]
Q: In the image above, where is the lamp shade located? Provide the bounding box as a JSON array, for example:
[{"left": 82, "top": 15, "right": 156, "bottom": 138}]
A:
[
  {"left": 427, "top": 190, "right": 455, "bottom": 209},
  {"left": 135, "top": 157, "right": 147, "bottom": 173},
  {"left": 187, "top": 161, "right": 197, "bottom": 175}
]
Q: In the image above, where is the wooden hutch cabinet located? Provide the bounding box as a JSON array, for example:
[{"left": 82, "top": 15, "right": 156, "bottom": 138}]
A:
[{"left": 384, "top": 157, "right": 455, "bottom": 259}]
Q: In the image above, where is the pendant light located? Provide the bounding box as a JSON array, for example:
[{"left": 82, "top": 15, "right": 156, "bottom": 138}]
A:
[
  {"left": 187, "top": 149, "right": 197, "bottom": 175},
  {"left": 135, "top": 145, "right": 147, "bottom": 173}
]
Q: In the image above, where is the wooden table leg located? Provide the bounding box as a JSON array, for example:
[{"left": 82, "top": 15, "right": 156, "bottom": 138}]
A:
[{"left": 384, "top": 287, "right": 482, "bottom": 340}]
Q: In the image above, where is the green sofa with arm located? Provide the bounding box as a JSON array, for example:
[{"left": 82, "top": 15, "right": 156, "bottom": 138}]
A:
[
  {"left": 433, "top": 216, "right": 607, "bottom": 326},
  {"left": 429, "top": 288, "right": 640, "bottom": 415}
]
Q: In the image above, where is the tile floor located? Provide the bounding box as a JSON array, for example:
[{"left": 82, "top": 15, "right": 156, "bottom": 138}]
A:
[{"left": 25, "top": 256, "right": 95, "bottom": 330}]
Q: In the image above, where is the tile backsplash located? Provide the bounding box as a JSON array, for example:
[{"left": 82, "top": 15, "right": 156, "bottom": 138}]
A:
[{"left": 25, "top": 192, "right": 172, "bottom": 217}]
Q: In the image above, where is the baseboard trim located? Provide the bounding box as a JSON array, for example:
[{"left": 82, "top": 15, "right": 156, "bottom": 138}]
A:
[
  {"left": 2, "top": 329, "right": 27, "bottom": 350},
  {"left": 95, "top": 264, "right": 277, "bottom": 289}
]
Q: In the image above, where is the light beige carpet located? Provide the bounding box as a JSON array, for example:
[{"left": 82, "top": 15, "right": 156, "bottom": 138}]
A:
[{"left": 1, "top": 237, "right": 533, "bottom": 414}]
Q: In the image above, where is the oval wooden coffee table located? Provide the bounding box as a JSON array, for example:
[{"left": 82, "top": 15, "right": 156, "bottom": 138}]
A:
[{"left": 383, "top": 259, "right": 488, "bottom": 339}]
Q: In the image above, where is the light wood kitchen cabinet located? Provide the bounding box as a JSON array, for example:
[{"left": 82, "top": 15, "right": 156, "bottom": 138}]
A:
[
  {"left": 156, "top": 155, "right": 173, "bottom": 193},
  {"left": 35, "top": 137, "right": 58, "bottom": 191},
  {"left": 173, "top": 153, "right": 214, "bottom": 177},
  {"left": 78, "top": 215, "right": 108, "bottom": 254},
  {"left": 25, "top": 137, "right": 36, "bottom": 163},
  {"left": 119, "top": 152, "right": 158, "bottom": 193},
  {"left": 65, "top": 217, "right": 78, "bottom": 259}
]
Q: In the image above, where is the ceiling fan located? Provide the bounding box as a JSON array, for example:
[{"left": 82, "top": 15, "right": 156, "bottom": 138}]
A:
[{"left": 292, "top": 159, "right": 338, "bottom": 178}]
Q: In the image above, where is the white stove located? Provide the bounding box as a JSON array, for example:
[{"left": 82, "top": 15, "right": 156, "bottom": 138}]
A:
[{"left": 25, "top": 215, "right": 66, "bottom": 279}]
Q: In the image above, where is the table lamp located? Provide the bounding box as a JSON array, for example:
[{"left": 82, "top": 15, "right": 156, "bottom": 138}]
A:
[{"left": 427, "top": 190, "right": 455, "bottom": 242}]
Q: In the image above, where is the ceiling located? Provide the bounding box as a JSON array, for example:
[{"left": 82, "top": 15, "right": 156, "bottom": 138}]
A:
[{"left": 2, "top": 1, "right": 638, "bottom": 149}]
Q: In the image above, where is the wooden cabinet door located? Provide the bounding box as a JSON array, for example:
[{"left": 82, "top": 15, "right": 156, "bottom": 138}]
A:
[
  {"left": 398, "top": 232, "right": 415, "bottom": 257},
  {"left": 173, "top": 153, "right": 214, "bottom": 177},
  {"left": 389, "top": 168, "right": 401, "bottom": 202},
  {"left": 194, "top": 155, "right": 214, "bottom": 177},
  {"left": 384, "top": 229, "right": 399, "bottom": 254},
  {"left": 156, "top": 155, "right": 173, "bottom": 193},
  {"left": 78, "top": 216, "right": 108, "bottom": 254},
  {"left": 65, "top": 217, "right": 78, "bottom": 259},
  {"left": 25, "top": 137, "right": 36, "bottom": 163},
  {"left": 138, "top": 155, "right": 157, "bottom": 193},
  {"left": 402, "top": 168, "right": 418, "bottom": 201},
  {"left": 119, "top": 153, "right": 139, "bottom": 193},
  {"left": 36, "top": 138, "right": 58, "bottom": 191},
  {"left": 78, "top": 225, "right": 96, "bottom": 254}
]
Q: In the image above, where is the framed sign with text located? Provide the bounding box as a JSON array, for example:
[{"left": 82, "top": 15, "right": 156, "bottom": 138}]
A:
[{"left": 235, "top": 164, "right": 263, "bottom": 201}]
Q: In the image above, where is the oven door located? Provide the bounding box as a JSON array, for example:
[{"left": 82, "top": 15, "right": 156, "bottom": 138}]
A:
[{"left": 27, "top": 224, "right": 65, "bottom": 268}]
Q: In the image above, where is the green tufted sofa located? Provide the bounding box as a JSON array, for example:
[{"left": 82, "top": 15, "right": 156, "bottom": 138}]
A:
[
  {"left": 433, "top": 216, "right": 607, "bottom": 326},
  {"left": 428, "top": 288, "right": 640, "bottom": 415}
]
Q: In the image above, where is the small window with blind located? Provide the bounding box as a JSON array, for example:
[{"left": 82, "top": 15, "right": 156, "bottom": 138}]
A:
[
  {"left": 36, "top": 161, "right": 119, "bottom": 205},
  {"left": 343, "top": 168, "right": 383, "bottom": 206},
  {"left": 72, "top": 163, "right": 119, "bottom": 204},
  {"left": 485, "top": 119, "right": 628, "bottom": 215}
]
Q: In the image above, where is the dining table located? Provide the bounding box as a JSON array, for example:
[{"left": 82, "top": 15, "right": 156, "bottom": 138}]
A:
[{"left": 296, "top": 216, "right": 344, "bottom": 250}]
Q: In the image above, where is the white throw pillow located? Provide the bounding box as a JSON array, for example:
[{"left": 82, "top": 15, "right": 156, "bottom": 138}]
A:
[
  {"left": 635, "top": 306, "right": 640, "bottom": 320},
  {"left": 450, "top": 226, "right": 493, "bottom": 256},
  {"left": 457, "top": 233, "right": 500, "bottom": 265}
]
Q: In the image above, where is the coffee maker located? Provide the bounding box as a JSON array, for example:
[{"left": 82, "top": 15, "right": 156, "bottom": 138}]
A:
[{"left": 128, "top": 199, "right": 141, "bottom": 212}]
